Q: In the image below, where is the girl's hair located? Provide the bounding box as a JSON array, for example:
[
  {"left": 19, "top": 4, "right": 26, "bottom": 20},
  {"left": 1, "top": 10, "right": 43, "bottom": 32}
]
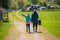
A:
[{"left": 28, "top": 14, "right": 30, "bottom": 16}]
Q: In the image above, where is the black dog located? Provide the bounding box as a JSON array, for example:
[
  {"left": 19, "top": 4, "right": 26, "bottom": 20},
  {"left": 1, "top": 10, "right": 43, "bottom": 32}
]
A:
[{"left": 38, "top": 20, "right": 41, "bottom": 25}]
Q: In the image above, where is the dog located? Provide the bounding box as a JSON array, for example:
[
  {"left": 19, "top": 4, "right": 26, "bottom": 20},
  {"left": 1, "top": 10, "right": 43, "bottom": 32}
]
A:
[{"left": 38, "top": 19, "right": 41, "bottom": 25}]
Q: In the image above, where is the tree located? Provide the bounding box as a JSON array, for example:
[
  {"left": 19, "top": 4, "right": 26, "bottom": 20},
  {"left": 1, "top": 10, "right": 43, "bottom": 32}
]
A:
[
  {"left": 43, "top": 2, "right": 47, "bottom": 7},
  {"left": 0, "top": 0, "right": 9, "bottom": 9},
  {"left": 24, "top": 3, "right": 31, "bottom": 8},
  {"left": 9, "top": 0, "right": 19, "bottom": 10},
  {"left": 0, "top": 0, "right": 3, "bottom": 7},
  {"left": 18, "top": 0, "right": 25, "bottom": 9},
  {"left": 39, "top": 2, "right": 43, "bottom": 6},
  {"left": 56, "top": 0, "right": 60, "bottom": 6},
  {"left": 29, "top": 0, "right": 39, "bottom": 5}
]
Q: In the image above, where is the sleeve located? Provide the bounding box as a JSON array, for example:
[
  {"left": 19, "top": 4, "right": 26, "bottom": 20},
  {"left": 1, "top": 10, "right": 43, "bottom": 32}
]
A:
[
  {"left": 31, "top": 13, "right": 33, "bottom": 22},
  {"left": 21, "top": 14, "right": 26, "bottom": 18},
  {"left": 36, "top": 12, "right": 39, "bottom": 18},
  {"left": 37, "top": 13, "right": 39, "bottom": 18}
]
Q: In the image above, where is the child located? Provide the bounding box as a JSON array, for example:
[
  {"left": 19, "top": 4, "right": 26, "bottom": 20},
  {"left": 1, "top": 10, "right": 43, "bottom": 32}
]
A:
[{"left": 21, "top": 14, "right": 30, "bottom": 33}]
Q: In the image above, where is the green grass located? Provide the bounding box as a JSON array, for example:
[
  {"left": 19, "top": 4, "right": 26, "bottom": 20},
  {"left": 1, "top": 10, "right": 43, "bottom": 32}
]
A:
[
  {"left": 39, "top": 11, "right": 60, "bottom": 38},
  {"left": 18, "top": 11, "right": 60, "bottom": 38},
  {"left": 0, "top": 22, "right": 11, "bottom": 40}
]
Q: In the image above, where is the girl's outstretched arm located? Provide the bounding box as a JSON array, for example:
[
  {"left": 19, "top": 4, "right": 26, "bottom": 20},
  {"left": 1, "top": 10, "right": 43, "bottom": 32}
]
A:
[{"left": 21, "top": 14, "right": 26, "bottom": 18}]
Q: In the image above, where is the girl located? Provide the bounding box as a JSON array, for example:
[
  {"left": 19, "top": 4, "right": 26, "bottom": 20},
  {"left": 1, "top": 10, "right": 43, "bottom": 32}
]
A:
[{"left": 21, "top": 14, "right": 30, "bottom": 33}]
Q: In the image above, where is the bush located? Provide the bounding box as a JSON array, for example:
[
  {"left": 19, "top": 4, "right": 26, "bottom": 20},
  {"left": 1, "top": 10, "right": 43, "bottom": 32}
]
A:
[
  {"left": 39, "top": 2, "right": 43, "bottom": 6},
  {"left": 43, "top": 2, "right": 47, "bottom": 7},
  {"left": 24, "top": 3, "right": 31, "bottom": 8}
]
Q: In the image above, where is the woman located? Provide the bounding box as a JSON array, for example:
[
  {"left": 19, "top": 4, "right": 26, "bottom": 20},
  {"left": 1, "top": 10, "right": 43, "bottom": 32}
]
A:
[{"left": 31, "top": 9, "right": 39, "bottom": 32}]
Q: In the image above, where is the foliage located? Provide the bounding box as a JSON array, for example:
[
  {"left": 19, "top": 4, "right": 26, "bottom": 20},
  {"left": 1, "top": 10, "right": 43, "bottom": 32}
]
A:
[
  {"left": 24, "top": 3, "right": 31, "bottom": 8},
  {"left": 0, "top": 0, "right": 2, "bottom": 7},
  {"left": 0, "top": 0, "right": 9, "bottom": 9},
  {"left": 56, "top": 0, "right": 60, "bottom": 6},
  {"left": 29, "top": 0, "right": 39, "bottom": 5},
  {"left": 39, "top": 2, "right": 43, "bottom": 6},
  {"left": 9, "top": 0, "right": 19, "bottom": 10},
  {"left": 0, "top": 0, "right": 60, "bottom": 10},
  {"left": 43, "top": 2, "right": 47, "bottom": 7},
  {"left": 18, "top": 0, "right": 25, "bottom": 9}
]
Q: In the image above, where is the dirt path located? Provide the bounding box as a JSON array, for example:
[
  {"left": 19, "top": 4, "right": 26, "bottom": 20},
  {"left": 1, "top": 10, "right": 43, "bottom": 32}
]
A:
[
  {"left": 5, "top": 11, "right": 59, "bottom": 40},
  {"left": 5, "top": 21, "right": 59, "bottom": 40}
]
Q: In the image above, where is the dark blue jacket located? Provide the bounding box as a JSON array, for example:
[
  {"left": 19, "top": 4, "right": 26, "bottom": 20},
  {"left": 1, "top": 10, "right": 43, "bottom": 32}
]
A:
[{"left": 31, "top": 11, "right": 38, "bottom": 24}]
